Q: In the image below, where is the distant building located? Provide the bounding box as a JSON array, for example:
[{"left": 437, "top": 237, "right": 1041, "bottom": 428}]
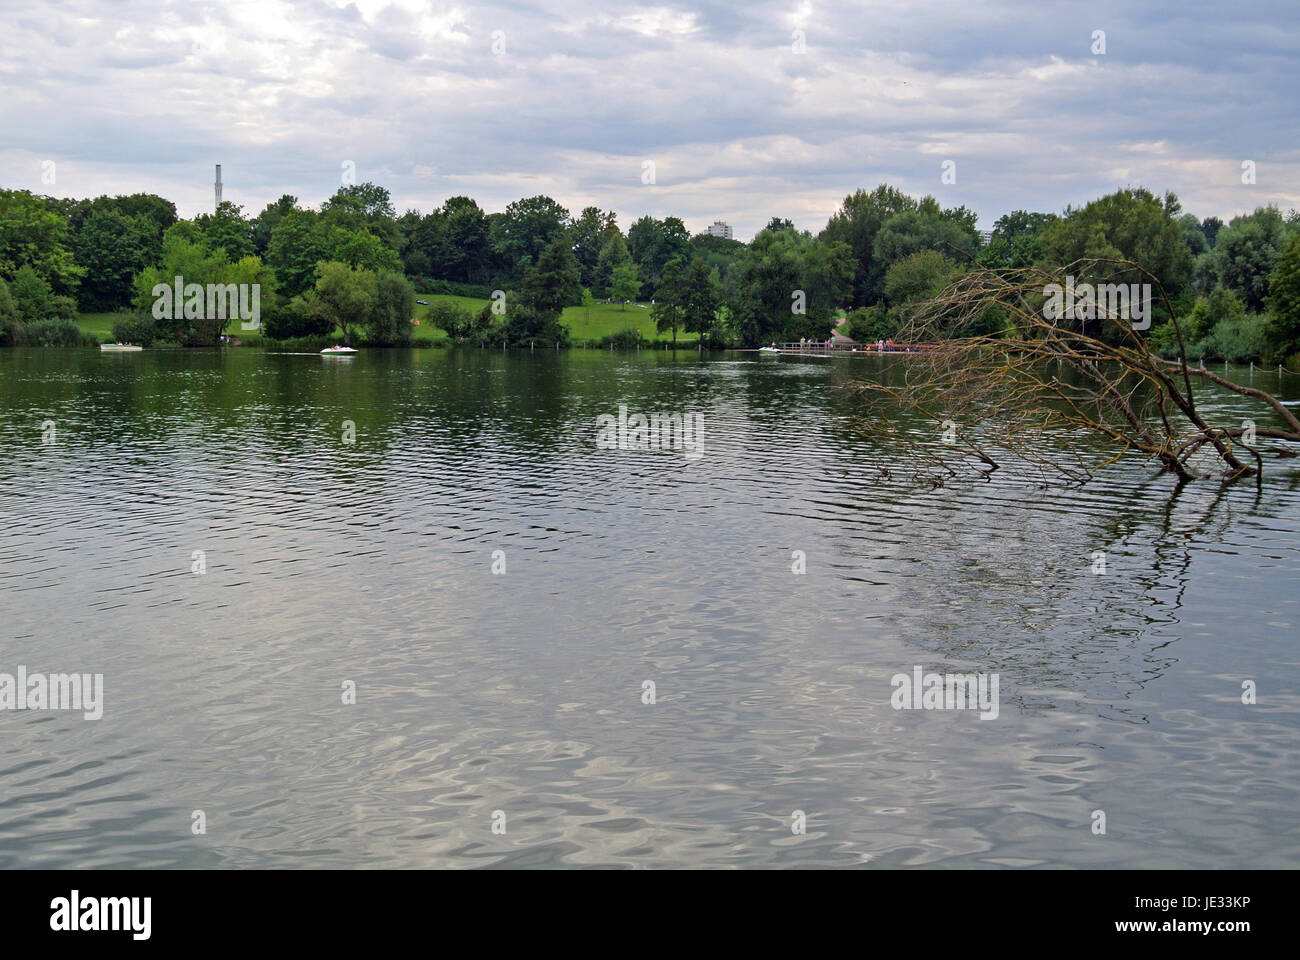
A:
[
  {"left": 979, "top": 229, "right": 993, "bottom": 245},
  {"left": 706, "top": 221, "right": 734, "bottom": 240}
]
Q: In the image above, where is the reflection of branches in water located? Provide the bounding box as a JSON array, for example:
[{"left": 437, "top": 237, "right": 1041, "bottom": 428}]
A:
[
  {"left": 870, "top": 476, "right": 1258, "bottom": 724},
  {"left": 850, "top": 259, "right": 1300, "bottom": 489}
]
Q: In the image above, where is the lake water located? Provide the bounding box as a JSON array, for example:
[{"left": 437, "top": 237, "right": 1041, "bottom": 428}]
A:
[{"left": 1, "top": 346, "right": 1298, "bottom": 868}]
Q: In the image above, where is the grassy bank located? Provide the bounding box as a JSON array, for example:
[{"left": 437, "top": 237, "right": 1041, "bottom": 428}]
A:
[
  {"left": 413, "top": 294, "right": 701, "bottom": 344},
  {"left": 76, "top": 294, "right": 702, "bottom": 346}
]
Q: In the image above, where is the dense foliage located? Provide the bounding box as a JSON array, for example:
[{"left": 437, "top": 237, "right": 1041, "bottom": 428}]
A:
[{"left": 2, "top": 180, "right": 1299, "bottom": 359}]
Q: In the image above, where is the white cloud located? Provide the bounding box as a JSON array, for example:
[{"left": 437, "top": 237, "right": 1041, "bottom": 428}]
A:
[{"left": 0, "top": 0, "right": 1296, "bottom": 235}]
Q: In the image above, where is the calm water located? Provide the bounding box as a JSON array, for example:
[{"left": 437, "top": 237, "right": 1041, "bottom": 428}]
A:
[{"left": 1, "top": 346, "right": 1298, "bottom": 869}]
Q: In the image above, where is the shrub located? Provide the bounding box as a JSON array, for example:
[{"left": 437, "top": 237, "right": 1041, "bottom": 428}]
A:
[
  {"left": 427, "top": 302, "right": 476, "bottom": 338},
  {"left": 599, "top": 327, "right": 650, "bottom": 349},
  {"left": 413, "top": 279, "right": 496, "bottom": 299},
  {"left": 51, "top": 295, "right": 77, "bottom": 320},
  {"left": 8, "top": 265, "right": 56, "bottom": 322},
  {"left": 365, "top": 271, "right": 414, "bottom": 347},
  {"left": 844, "top": 305, "right": 895, "bottom": 343},
  {"left": 262, "top": 296, "right": 331, "bottom": 340},
  {"left": 15, "top": 318, "right": 87, "bottom": 346},
  {"left": 111, "top": 313, "right": 157, "bottom": 346},
  {"left": 1205, "top": 315, "right": 1269, "bottom": 363},
  {"left": 262, "top": 334, "right": 336, "bottom": 352}
]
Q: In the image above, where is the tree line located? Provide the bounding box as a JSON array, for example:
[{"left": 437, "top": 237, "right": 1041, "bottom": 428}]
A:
[{"left": 2, "top": 180, "right": 1299, "bottom": 359}]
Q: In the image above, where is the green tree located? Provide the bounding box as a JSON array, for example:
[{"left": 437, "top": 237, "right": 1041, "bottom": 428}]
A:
[
  {"left": 520, "top": 235, "right": 582, "bottom": 317},
  {"left": 596, "top": 230, "right": 633, "bottom": 297},
  {"left": 569, "top": 206, "right": 617, "bottom": 290},
  {"left": 401, "top": 208, "right": 439, "bottom": 278},
  {"left": 688, "top": 232, "right": 745, "bottom": 288},
  {"left": 1178, "top": 213, "right": 1208, "bottom": 258},
  {"left": 193, "top": 201, "right": 254, "bottom": 260},
  {"left": 396, "top": 208, "right": 427, "bottom": 278},
  {"left": 322, "top": 182, "right": 396, "bottom": 221},
  {"left": 492, "top": 196, "right": 570, "bottom": 278},
  {"left": 310, "top": 261, "right": 376, "bottom": 346},
  {"left": 609, "top": 262, "right": 640, "bottom": 309},
  {"left": 1208, "top": 206, "right": 1287, "bottom": 311},
  {"left": 626, "top": 216, "right": 690, "bottom": 292},
  {"left": 1201, "top": 216, "right": 1224, "bottom": 249},
  {"left": 626, "top": 215, "right": 657, "bottom": 267},
  {"left": 0, "top": 277, "right": 18, "bottom": 344},
  {"left": 728, "top": 229, "right": 806, "bottom": 345},
  {"left": 800, "top": 237, "right": 855, "bottom": 325},
  {"left": 819, "top": 183, "right": 916, "bottom": 305},
  {"left": 872, "top": 198, "right": 979, "bottom": 298},
  {"left": 8, "top": 264, "right": 57, "bottom": 321},
  {"left": 0, "top": 188, "right": 83, "bottom": 295},
  {"left": 844, "top": 304, "right": 895, "bottom": 343},
  {"left": 367, "top": 271, "right": 415, "bottom": 346},
  {"left": 320, "top": 182, "right": 400, "bottom": 250},
  {"left": 267, "top": 209, "right": 330, "bottom": 298},
  {"left": 106, "top": 194, "right": 177, "bottom": 243},
  {"left": 992, "top": 210, "right": 1057, "bottom": 242},
  {"left": 251, "top": 195, "right": 299, "bottom": 256},
  {"left": 72, "top": 207, "right": 158, "bottom": 310},
  {"left": 439, "top": 196, "right": 491, "bottom": 282},
  {"left": 1039, "top": 188, "right": 1193, "bottom": 302},
  {"left": 651, "top": 258, "right": 688, "bottom": 343},
  {"left": 682, "top": 258, "right": 721, "bottom": 338},
  {"left": 262, "top": 295, "right": 332, "bottom": 340},
  {"left": 426, "top": 302, "right": 478, "bottom": 340},
  {"left": 1265, "top": 233, "right": 1300, "bottom": 361},
  {"left": 131, "top": 227, "right": 277, "bottom": 345},
  {"left": 325, "top": 225, "right": 403, "bottom": 275},
  {"left": 727, "top": 229, "right": 853, "bottom": 345},
  {"left": 1187, "top": 286, "right": 1246, "bottom": 348},
  {"left": 976, "top": 211, "right": 1058, "bottom": 270},
  {"left": 884, "top": 250, "right": 961, "bottom": 310}
]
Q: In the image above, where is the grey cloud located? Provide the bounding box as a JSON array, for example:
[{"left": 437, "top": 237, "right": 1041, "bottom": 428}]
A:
[{"left": 0, "top": 0, "right": 1295, "bottom": 239}]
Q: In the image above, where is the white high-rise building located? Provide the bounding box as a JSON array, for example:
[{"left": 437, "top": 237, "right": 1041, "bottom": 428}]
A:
[{"left": 706, "top": 220, "right": 733, "bottom": 239}]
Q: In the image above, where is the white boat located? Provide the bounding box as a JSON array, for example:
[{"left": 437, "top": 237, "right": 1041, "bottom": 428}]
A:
[
  {"left": 100, "top": 343, "right": 143, "bottom": 352},
  {"left": 758, "top": 346, "right": 781, "bottom": 355},
  {"left": 320, "top": 346, "right": 358, "bottom": 355}
]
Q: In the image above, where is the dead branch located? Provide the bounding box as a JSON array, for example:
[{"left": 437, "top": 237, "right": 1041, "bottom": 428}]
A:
[{"left": 849, "top": 259, "right": 1299, "bottom": 488}]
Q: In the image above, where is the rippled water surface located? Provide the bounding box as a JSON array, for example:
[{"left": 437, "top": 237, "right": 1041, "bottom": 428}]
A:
[{"left": 2, "top": 347, "right": 1298, "bottom": 868}]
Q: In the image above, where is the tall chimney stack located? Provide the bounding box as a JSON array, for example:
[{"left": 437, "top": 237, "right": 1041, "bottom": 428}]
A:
[{"left": 214, "top": 164, "right": 223, "bottom": 210}]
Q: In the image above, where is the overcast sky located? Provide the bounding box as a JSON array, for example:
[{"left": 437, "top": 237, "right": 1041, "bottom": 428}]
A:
[{"left": 2, "top": 0, "right": 1296, "bottom": 238}]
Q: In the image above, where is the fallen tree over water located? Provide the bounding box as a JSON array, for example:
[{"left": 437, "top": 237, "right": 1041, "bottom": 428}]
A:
[{"left": 852, "top": 259, "right": 1300, "bottom": 487}]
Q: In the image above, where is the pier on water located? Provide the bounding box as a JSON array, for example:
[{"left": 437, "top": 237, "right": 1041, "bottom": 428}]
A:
[{"left": 744, "top": 342, "right": 940, "bottom": 356}]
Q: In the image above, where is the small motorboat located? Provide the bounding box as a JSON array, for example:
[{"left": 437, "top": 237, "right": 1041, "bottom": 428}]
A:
[
  {"left": 100, "top": 343, "right": 143, "bottom": 352},
  {"left": 320, "top": 345, "right": 358, "bottom": 356},
  {"left": 758, "top": 345, "right": 781, "bottom": 355}
]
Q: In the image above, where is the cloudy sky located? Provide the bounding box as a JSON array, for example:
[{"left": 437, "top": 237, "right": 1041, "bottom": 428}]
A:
[{"left": 2, "top": 0, "right": 1297, "bottom": 238}]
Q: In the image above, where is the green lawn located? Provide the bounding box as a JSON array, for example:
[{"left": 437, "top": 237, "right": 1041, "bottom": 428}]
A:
[
  {"left": 563, "top": 299, "right": 697, "bottom": 342},
  {"left": 76, "top": 294, "right": 695, "bottom": 345},
  {"left": 415, "top": 294, "right": 701, "bottom": 343},
  {"left": 77, "top": 312, "right": 121, "bottom": 340}
]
